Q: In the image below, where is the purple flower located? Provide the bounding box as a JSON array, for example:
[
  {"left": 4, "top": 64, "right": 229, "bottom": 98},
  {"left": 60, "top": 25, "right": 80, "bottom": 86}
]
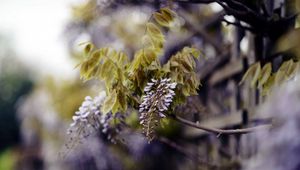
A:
[{"left": 139, "top": 78, "right": 177, "bottom": 141}]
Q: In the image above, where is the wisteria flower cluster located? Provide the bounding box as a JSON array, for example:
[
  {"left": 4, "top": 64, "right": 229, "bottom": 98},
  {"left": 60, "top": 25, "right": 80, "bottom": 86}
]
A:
[
  {"left": 139, "top": 78, "right": 177, "bottom": 141},
  {"left": 66, "top": 91, "right": 125, "bottom": 152},
  {"left": 68, "top": 92, "right": 106, "bottom": 133}
]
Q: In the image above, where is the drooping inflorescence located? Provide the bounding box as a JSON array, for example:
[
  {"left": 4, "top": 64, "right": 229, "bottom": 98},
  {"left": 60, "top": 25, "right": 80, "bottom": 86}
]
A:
[
  {"left": 63, "top": 91, "right": 126, "bottom": 157},
  {"left": 68, "top": 92, "right": 106, "bottom": 133},
  {"left": 139, "top": 78, "right": 177, "bottom": 142}
]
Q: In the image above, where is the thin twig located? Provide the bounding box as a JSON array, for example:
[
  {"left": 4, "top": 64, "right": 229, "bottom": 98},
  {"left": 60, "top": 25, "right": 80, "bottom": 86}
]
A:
[
  {"left": 222, "top": 18, "right": 254, "bottom": 32},
  {"left": 130, "top": 94, "right": 269, "bottom": 166},
  {"left": 222, "top": 0, "right": 261, "bottom": 18},
  {"left": 131, "top": 95, "right": 271, "bottom": 135},
  {"left": 170, "top": 114, "right": 272, "bottom": 135}
]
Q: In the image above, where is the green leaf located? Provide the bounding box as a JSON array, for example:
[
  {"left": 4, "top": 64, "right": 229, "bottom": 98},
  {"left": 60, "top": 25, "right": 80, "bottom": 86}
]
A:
[
  {"left": 100, "top": 59, "right": 115, "bottom": 79},
  {"left": 83, "top": 43, "right": 94, "bottom": 56},
  {"left": 239, "top": 62, "right": 261, "bottom": 88},
  {"left": 183, "top": 47, "right": 201, "bottom": 59},
  {"left": 154, "top": 12, "right": 170, "bottom": 27},
  {"left": 146, "top": 22, "right": 164, "bottom": 41},
  {"left": 102, "top": 90, "right": 117, "bottom": 114},
  {"left": 286, "top": 62, "right": 299, "bottom": 79},
  {"left": 143, "top": 49, "right": 157, "bottom": 65},
  {"left": 258, "top": 63, "right": 272, "bottom": 88},
  {"left": 275, "top": 69, "right": 286, "bottom": 85},
  {"left": 160, "top": 8, "right": 176, "bottom": 22},
  {"left": 262, "top": 74, "right": 275, "bottom": 96},
  {"left": 275, "top": 59, "right": 293, "bottom": 84},
  {"left": 117, "top": 90, "right": 127, "bottom": 112}
]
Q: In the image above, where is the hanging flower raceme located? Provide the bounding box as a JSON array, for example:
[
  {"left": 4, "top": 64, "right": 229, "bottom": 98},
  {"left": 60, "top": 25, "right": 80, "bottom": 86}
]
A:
[
  {"left": 67, "top": 92, "right": 106, "bottom": 136},
  {"left": 139, "top": 78, "right": 177, "bottom": 142},
  {"left": 64, "top": 91, "right": 125, "bottom": 156}
]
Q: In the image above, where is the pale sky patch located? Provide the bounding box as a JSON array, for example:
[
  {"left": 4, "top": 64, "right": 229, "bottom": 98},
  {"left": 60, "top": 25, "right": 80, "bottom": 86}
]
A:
[{"left": 0, "top": 0, "right": 80, "bottom": 79}]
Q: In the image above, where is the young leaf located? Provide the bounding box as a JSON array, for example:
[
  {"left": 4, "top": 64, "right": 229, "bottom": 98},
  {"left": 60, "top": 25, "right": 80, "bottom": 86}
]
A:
[
  {"left": 239, "top": 62, "right": 261, "bottom": 88},
  {"left": 153, "top": 12, "right": 170, "bottom": 27},
  {"left": 183, "top": 47, "right": 201, "bottom": 59},
  {"left": 286, "top": 62, "right": 299, "bottom": 79},
  {"left": 117, "top": 89, "right": 127, "bottom": 112},
  {"left": 262, "top": 74, "right": 275, "bottom": 96},
  {"left": 84, "top": 43, "right": 94, "bottom": 57},
  {"left": 102, "top": 90, "right": 117, "bottom": 114},
  {"left": 275, "top": 69, "right": 286, "bottom": 85},
  {"left": 160, "top": 8, "right": 176, "bottom": 22},
  {"left": 258, "top": 63, "right": 272, "bottom": 88},
  {"left": 275, "top": 59, "right": 293, "bottom": 84},
  {"left": 146, "top": 23, "right": 164, "bottom": 41}
]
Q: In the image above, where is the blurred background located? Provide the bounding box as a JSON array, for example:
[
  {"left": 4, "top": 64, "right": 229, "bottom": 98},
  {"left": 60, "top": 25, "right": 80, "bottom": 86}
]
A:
[
  {"left": 1, "top": 0, "right": 300, "bottom": 170},
  {"left": 0, "top": 0, "right": 77, "bottom": 169}
]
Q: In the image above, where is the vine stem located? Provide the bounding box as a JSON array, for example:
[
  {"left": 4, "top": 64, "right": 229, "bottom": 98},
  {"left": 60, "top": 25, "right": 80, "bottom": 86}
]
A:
[{"left": 170, "top": 114, "right": 272, "bottom": 135}]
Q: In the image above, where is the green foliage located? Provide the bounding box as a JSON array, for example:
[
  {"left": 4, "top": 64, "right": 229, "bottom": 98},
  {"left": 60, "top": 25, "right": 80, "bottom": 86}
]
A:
[
  {"left": 77, "top": 45, "right": 130, "bottom": 114},
  {"left": 163, "top": 47, "right": 201, "bottom": 103},
  {"left": 239, "top": 62, "right": 261, "bottom": 88},
  {"left": 153, "top": 7, "right": 177, "bottom": 27},
  {"left": 258, "top": 63, "right": 272, "bottom": 88},
  {"left": 76, "top": 7, "right": 202, "bottom": 141},
  {"left": 240, "top": 59, "right": 300, "bottom": 95}
]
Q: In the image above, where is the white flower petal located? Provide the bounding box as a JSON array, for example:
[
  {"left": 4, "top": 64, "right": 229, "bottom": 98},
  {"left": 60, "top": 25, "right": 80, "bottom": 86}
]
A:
[
  {"left": 159, "top": 112, "right": 166, "bottom": 118},
  {"left": 144, "top": 87, "right": 151, "bottom": 92},
  {"left": 82, "top": 100, "right": 92, "bottom": 107},
  {"left": 81, "top": 111, "right": 90, "bottom": 118},
  {"left": 164, "top": 98, "right": 173, "bottom": 103},
  {"left": 139, "top": 108, "right": 144, "bottom": 112},
  {"left": 162, "top": 104, "right": 168, "bottom": 110},
  {"left": 72, "top": 116, "right": 80, "bottom": 121},
  {"left": 85, "top": 96, "right": 92, "bottom": 101},
  {"left": 147, "top": 82, "right": 154, "bottom": 86},
  {"left": 140, "top": 120, "right": 145, "bottom": 124},
  {"left": 79, "top": 107, "right": 88, "bottom": 113},
  {"left": 168, "top": 89, "right": 175, "bottom": 95},
  {"left": 151, "top": 78, "right": 157, "bottom": 82},
  {"left": 169, "top": 82, "right": 177, "bottom": 89},
  {"left": 159, "top": 108, "right": 165, "bottom": 112},
  {"left": 165, "top": 94, "right": 173, "bottom": 98},
  {"left": 70, "top": 122, "right": 77, "bottom": 127}
]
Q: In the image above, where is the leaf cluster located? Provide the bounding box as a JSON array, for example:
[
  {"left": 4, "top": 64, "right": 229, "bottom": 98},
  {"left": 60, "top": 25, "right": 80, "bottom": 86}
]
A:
[
  {"left": 77, "top": 44, "right": 129, "bottom": 114},
  {"left": 240, "top": 59, "right": 299, "bottom": 95},
  {"left": 76, "top": 7, "right": 202, "bottom": 141},
  {"left": 163, "top": 47, "right": 201, "bottom": 104}
]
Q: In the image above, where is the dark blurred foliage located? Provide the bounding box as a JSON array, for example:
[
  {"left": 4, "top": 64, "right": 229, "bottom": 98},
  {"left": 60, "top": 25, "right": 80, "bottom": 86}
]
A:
[
  {"left": 0, "top": 38, "right": 33, "bottom": 152},
  {"left": 0, "top": 68, "right": 33, "bottom": 151}
]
